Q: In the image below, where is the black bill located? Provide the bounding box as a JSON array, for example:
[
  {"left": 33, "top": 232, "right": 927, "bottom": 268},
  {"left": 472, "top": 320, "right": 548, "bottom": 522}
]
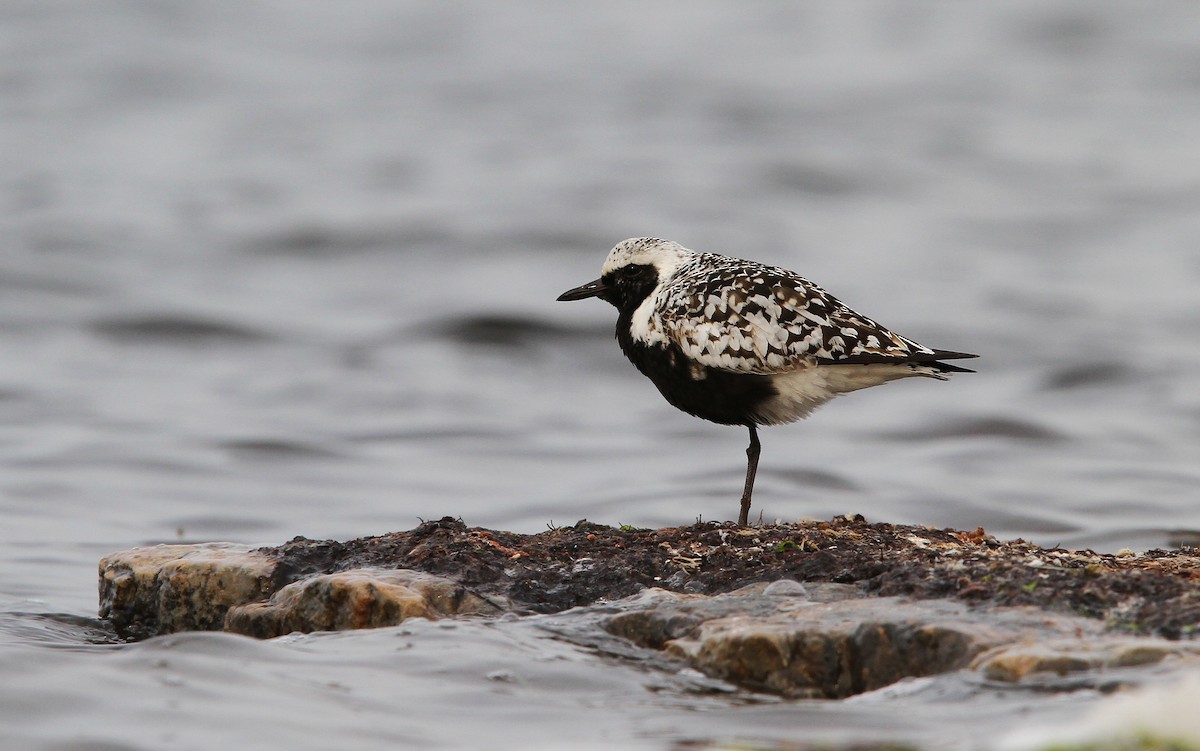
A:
[{"left": 556, "top": 278, "right": 607, "bottom": 302}]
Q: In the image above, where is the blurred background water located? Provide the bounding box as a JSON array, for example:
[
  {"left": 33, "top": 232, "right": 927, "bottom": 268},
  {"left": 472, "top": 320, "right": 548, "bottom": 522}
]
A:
[{"left": 2, "top": 1, "right": 1199, "bottom": 748}]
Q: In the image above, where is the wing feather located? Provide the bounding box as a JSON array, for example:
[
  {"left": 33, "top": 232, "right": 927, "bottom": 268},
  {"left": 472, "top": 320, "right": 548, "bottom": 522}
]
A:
[{"left": 657, "top": 255, "right": 936, "bottom": 375}]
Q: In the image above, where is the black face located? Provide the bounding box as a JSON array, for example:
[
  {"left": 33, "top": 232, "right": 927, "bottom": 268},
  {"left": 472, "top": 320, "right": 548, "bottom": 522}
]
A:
[
  {"left": 556, "top": 263, "right": 660, "bottom": 311},
  {"left": 600, "top": 263, "right": 659, "bottom": 311}
]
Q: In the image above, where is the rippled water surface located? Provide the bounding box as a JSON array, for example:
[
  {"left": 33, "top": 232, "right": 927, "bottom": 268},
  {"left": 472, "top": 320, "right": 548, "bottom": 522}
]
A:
[{"left": 3, "top": 1, "right": 1199, "bottom": 748}]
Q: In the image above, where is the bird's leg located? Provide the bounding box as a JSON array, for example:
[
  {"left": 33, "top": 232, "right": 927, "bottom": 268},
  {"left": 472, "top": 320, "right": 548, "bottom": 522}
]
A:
[{"left": 738, "top": 424, "right": 760, "bottom": 526}]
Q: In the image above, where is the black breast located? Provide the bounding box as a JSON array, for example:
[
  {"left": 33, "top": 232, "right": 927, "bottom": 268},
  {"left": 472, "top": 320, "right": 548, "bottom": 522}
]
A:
[{"left": 615, "top": 317, "right": 777, "bottom": 427}]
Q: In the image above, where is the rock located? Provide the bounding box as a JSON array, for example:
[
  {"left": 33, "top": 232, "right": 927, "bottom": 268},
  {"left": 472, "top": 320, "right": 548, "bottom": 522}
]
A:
[
  {"left": 605, "top": 583, "right": 1112, "bottom": 698},
  {"left": 244, "top": 516, "right": 1200, "bottom": 638},
  {"left": 606, "top": 582, "right": 863, "bottom": 650},
  {"left": 105, "top": 518, "right": 1200, "bottom": 633},
  {"left": 97, "top": 516, "right": 1200, "bottom": 667},
  {"left": 98, "top": 543, "right": 511, "bottom": 640},
  {"left": 99, "top": 544, "right": 279, "bottom": 640},
  {"left": 96, "top": 521, "right": 1200, "bottom": 703},
  {"left": 224, "top": 568, "right": 508, "bottom": 638},
  {"left": 975, "top": 637, "right": 1200, "bottom": 683}
]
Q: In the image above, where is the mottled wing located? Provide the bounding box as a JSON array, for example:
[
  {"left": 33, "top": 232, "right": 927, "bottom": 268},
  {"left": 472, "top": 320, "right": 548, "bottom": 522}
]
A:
[{"left": 658, "top": 255, "right": 933, "bottom": 375}]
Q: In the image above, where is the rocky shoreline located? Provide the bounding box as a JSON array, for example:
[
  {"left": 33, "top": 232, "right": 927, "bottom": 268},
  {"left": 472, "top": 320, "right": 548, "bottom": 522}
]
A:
[{"left": 99, "top": 515, "right": 1200, "bottom": 701}]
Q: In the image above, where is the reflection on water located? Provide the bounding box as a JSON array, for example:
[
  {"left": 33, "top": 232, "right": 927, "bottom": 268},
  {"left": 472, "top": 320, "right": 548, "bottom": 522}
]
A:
[{"left": 3, "top": 1, "right": 1200, "bottom": 748}]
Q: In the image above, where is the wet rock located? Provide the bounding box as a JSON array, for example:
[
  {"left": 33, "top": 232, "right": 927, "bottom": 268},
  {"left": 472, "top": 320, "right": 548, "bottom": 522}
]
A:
[
  {"left": 99, "top": 544, "right": 279, "bottom": 640},
  {"left": 975, "top": 637, "right": 1200, "bottom": 683},
  {"left": 606, "top": 582, "right": 862, "bottom": 650},
  {"left": 605, "top": 583, "right": 1110, "bottom": 698},
  {"left": 225, "top": 568, "right": 508, "bottom": 638}
]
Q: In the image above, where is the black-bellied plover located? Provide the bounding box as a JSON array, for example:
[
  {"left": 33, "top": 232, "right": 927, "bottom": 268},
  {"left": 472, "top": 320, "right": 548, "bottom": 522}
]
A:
[{"left": 557, "top": 237, "right": 976, "bottom": 525}]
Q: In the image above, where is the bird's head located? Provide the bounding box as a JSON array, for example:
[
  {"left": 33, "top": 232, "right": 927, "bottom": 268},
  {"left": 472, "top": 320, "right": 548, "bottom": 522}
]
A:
[{"left": 557, "top": 237, "right": 692, "bottom": 311}]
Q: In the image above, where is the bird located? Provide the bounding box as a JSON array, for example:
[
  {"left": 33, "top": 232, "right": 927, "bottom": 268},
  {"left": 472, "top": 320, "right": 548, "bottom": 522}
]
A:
[{"left": 557, "top": 237, "right": 976, "bottom": 526}]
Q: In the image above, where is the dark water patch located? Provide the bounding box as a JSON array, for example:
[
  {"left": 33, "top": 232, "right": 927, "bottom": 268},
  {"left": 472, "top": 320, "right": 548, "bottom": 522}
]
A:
[
  {"left": 1012, "top": 8, "right": 1109, "bottom": 57},
  {"left": 429, "top": 313, "right": 588, "bottom": 348},
  {"left": 160, "top": 515, "right": 281, "bottom": 538},
  {"left": 0, "top": 612, "right": 121, "bottom": 647},
  {"left": 0, "top": 270, "right": 101, "bottom": 296},
  {"left": 42, "top": 741, "right": 144, "bottom": 751},
  {"left": 495, "top": 228, "right": 616, "bottom": 254},
  {"left": 344, "top": 426, "right": 513, "bottom": 444},
  {"left": 114, "top": 456, "right": 214, "bottom": 475},
  {"left": 759, "top": 161, "right": 865, "bottom": 198},
  {"left": 363, "top": 157, "right": 425, "bottom": 192},
  {"left": 711, "top": 97, "right": 793, "bottom": 136},
  {"left": 1042, "top": 361, "right": 1136, "bottom": 390},
  {"left": 770, "top": 467, "right": 860, "bottom": 492},
  {"left": 243, "top": 222, "right": 452, "bottom": 257},
  {"left": 90, "top": 314, "right": 270, "bottom": 345},
  {"left": 1166, "top": 529, "right": 1200, "bottom": 549},
  {"left": 960, "top": 215, "right": 1117, "bottom": 257},
  {"left": 25, "top": 223, "right": 131, "bottom": 254},
  {"left": 930, "top": 498, "right": 1082, "bottom": 537},
  {"left": 219, "top": 438, "right": 345, "bottom": 461},
  {"left": 1083, "top": 467, "right": 1200, "bottom": 488},
  {"left": 882, "top": 416, "right": 1067, "bottom": 444}
]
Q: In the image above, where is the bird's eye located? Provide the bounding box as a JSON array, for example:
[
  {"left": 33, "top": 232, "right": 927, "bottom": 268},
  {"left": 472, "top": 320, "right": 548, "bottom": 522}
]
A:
[{"left": 620, "top": 266, "right": 641, "bottom": 279}]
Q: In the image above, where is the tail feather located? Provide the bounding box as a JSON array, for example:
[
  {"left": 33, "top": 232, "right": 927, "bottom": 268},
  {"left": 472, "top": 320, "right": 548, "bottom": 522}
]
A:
[
  {"left": 821, "top": 348, "right": 978, "bottom": 372},
  {"left": 925, "top": 348, "right": 978, "bottom": 363},
  {"left": 928, "top": 360, "right": 975, "bottom": 374},
  {"left": 924, "top": 349, "right": 977, "bottom": 375}
]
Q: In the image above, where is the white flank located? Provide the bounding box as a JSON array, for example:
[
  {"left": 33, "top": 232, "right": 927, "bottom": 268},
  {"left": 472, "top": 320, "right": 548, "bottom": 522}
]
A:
[{"left": 754, "top": 363, "right": 942, "bottom": 425}]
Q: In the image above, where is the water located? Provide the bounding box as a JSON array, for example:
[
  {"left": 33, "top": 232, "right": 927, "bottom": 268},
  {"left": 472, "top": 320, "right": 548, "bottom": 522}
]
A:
[{"left": 2, "top": 1, "right": 1199, "bottom": 748}]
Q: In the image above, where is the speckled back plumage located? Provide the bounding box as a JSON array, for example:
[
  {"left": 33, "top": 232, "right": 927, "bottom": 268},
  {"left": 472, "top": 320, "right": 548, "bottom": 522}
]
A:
[
  {"left": 608, "top": 238, "right": 947, "bottom": 377},
  {"left": 654, "top": 252, "right": 934, "bottom": 374}
]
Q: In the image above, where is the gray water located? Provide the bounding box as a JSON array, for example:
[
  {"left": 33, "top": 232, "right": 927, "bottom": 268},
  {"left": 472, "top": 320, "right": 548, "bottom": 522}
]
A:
[{"left": 2, "top": 2, "right": 1199, "bottom": 748}]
